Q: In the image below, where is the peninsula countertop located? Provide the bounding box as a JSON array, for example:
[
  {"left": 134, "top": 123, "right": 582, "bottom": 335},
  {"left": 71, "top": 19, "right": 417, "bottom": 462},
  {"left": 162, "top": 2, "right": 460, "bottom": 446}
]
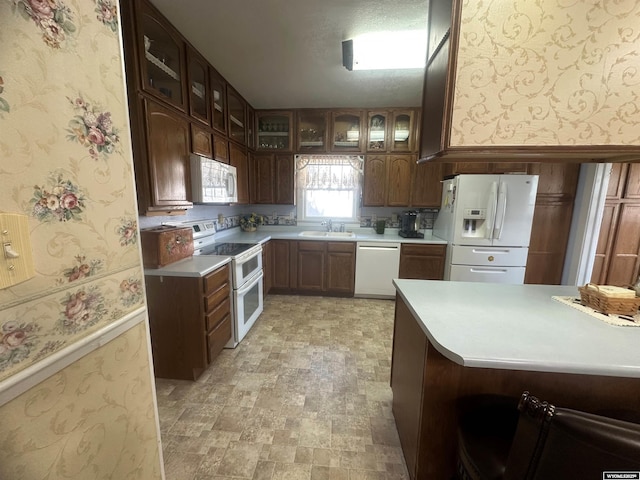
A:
[{"left": 393, "top": 279, "right": 640, "bottom": 378}]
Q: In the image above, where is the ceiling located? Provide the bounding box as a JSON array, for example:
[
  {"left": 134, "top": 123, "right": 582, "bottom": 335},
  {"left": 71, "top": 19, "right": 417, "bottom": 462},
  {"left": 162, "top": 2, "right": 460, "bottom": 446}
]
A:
[{"left": 149, "top": 0, "right": 429, "bottom": 110}]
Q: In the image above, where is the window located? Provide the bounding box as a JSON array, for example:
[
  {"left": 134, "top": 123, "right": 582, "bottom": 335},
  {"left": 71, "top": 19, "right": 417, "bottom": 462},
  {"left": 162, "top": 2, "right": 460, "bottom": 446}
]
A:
[{"left": 296, "top": 155, "right": 363, "bottom": 222}]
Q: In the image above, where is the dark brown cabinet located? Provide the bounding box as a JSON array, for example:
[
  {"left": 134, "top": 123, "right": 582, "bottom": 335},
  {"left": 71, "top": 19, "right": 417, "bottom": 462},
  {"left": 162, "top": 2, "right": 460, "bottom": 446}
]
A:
[
  {"left": 140, "top": 98, "right": 192, "bottom": 212},
  {"left": 229, "top": 143, "right": 249, "bottom": 204},
  {"left": 297, "top": 241, "right": 325, "bottom": 292},
  {"left": 525, "top": 163, "right": 580, "bottom": 285},
  {"left": 331, "top": 110, "right": 364, "bottom": 152},
  {"left": 190, "top": 122, "right": 212, "bottom": 157},
  {"left": 271, "top": 239, "right": 295, "bottom": 291},
  {"left": 591, "top": 163, "right": 640, "bottom": 286},
  {"left": 443, "top": 162, "right": 528, "bottom": 175},
  {"left": 256, "top": 110, "right": 293, "bottom": 151},
  {"left": 297, "top": 110, "right": 328, "bottom": 152},
  {"left": 269, "top": 240, "right": 355, "bottom": 296},
  {"left": 227, "top": 86, "right": 246, "bottom": 145},
  {"left": 326, "top": 242, "right": 356, "bottom": 295},
  {"left": 262, "top": 240, "right": 272, "bottom": 295},
  {"left": 363, "top": 155, "right": 387, "bottom": 206},
  {"left": 419, "top": 0, "right": 640, "bottom": 162},
  {"left": 121, "top": 0, "right": 257, "bottom": 215},
  {"left": 213, "top": 133, "right": 229, "bottom": 163},
  {"left": 399, "top": 244, "right": 446, "bottom": 280},
  {"left": 209, "top": 68, "right": 227, "bottom": 135},
  {"left": 297, "top": 241, "right": 356, "bottom": 295},
  {"left": 187, "top": 47, "right": 210, "bottom": 124},
  {"left": 363, "top": 154, "right": 424, "bottom": 208},
  {"left": 135, "top": 0, "right": 187, "bottom": 112},
  {"left": 410, "top": 162, "right": 443, "bottom": 209},
  {"left": 391, "top": 296, "right": 430, "bottom": 479},
  {"left": 387, "top": 155, "right": 413, "bottom": 207},
  {"left": 250, "top": 154, "right": 294, "bottom": 205},
  {"left": 145, "top": 264, "right": 231, "bottom": 380}
]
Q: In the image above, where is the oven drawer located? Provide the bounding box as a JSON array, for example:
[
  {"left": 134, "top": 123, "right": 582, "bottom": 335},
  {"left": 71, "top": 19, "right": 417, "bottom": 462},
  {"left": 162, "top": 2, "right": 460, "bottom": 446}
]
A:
[
  {"left": 205, "top": 283, "right": 230, "bottom": 313},
  {"left": 207, "top": 314, "right": 231, "bottom": 363},
  {"left": 206, "top": 296, "right": 230, "bottom": 331},
  {"left": 204, "top": 264, "right": 229, "bottom": 295}
]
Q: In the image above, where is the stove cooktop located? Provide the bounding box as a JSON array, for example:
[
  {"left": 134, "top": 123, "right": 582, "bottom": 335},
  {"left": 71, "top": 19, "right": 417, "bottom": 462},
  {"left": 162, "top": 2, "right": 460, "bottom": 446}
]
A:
[{"left": 198, "top": 242, "right": 257, "bottom": 257}]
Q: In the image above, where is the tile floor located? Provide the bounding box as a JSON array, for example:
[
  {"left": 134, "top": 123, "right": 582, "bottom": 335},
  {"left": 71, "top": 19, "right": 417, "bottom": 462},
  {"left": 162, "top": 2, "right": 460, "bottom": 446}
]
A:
[{"left": 155, "top": 294, "right": 410, "bottom": 480}]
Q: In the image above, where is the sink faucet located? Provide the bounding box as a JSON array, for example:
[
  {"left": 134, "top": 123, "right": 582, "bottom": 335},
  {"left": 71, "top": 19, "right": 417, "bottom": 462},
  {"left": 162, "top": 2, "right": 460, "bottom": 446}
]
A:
[{"left": 321, "top": 219, "right": 333, "bottom": 232}]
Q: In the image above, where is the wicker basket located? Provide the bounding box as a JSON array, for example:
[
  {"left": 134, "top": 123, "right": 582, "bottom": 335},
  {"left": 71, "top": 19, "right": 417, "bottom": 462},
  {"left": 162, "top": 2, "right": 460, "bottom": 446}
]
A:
[{"left": 578, "top": 284, "right": 640, "bottom": 316}]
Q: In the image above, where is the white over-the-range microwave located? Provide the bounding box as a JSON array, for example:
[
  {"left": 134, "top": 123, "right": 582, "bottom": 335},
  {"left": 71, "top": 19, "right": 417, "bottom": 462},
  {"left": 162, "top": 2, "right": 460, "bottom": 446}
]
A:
[{"left": 190, "top": 153, "right": 238, "bottom": 204}]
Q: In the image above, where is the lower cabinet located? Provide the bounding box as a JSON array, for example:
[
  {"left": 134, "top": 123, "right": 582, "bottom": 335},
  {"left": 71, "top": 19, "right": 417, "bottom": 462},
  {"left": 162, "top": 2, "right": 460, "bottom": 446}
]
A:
[
  {"left": 399, "top": 244, "right": 446, "bottom": 280},
  {"left": 262, "top": 240, "right": 273, "bottom": 295},
  {"left": 391, "top": 296, "right": 429, "bottom": 479},
  {"left": 270, "top": 240, "right": 356, "bottom": 296},
  {"left": 271, "top": 239, "right": 295, "bottom": 291},
  {"left": 326, "top": 242, "right": 357, "bottom": 294},
  {"left": 144, "top": 263, "right": 231, "bottom": 380}
]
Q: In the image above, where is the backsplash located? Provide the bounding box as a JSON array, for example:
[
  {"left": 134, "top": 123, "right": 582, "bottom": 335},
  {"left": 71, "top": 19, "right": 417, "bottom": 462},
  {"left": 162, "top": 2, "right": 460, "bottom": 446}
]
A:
[
  {"left": 359, "top": 210, "right": 437, "bottom": 230},
  {"left": 139, "top": 204, "right": 437, "bottom": 232}
]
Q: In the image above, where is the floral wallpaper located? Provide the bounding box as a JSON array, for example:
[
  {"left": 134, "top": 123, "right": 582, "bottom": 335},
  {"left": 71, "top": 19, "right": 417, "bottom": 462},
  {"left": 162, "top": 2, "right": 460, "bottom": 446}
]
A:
[
  {"left": 0, "top": 0, "right": 145, "bottom": 381},
  {"left": 450, "top": 0, "right": 640, "bottom": 147},
  {"left": 0, "top": 322, "right": 163, "bottom": 479},
  {"left": 0, "top": 0, "right": 162, "bottom": 477}
]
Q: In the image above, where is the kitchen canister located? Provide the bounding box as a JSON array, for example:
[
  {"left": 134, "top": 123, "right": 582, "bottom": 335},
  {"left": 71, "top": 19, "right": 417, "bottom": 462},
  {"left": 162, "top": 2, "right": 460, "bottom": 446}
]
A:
[{"left": 375, "top": 220, "right": 386, "bottom": 234}]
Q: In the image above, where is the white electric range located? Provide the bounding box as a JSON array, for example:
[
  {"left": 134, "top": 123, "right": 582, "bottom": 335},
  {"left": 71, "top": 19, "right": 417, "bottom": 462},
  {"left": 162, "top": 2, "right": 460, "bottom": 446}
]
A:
[{"left": 167, "top": 219, "right": 263, "bottom": 348}]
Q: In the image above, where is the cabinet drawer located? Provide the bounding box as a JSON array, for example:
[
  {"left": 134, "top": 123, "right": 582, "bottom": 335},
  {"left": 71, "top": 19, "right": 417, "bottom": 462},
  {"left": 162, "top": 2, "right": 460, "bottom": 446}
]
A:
[
  {"left": 207, "top": 314, "right": 231, "bottom": 363},
  {"left": 204, "top": 265, "right": 229, "bottom": 295},
  {"left": 401, "top": 244, "right": 446, "bottom": 256},
  {"left": 327, "top": 241, "right": 355, "bottom": 253},
  {"left": 206, "top": 296, "right": 230, "bottom": 331},
  {"left": 205, "top": 282, "right": 230, "bottom": 313},
  {"left": 297, "top": 241, "right": 325, "bottom": 251}
]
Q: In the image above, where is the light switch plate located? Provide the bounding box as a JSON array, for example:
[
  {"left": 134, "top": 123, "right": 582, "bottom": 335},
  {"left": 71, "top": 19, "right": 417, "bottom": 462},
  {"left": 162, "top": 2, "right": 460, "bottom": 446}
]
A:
[{"left": 0, "top": 213, "right": 35, "bottom": 289}]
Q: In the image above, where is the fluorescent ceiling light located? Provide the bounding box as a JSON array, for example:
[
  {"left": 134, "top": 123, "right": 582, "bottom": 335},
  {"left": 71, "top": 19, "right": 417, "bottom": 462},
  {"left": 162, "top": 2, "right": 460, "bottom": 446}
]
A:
[{"left": 346, "top": 30, "right": 427, "bottom": 71}]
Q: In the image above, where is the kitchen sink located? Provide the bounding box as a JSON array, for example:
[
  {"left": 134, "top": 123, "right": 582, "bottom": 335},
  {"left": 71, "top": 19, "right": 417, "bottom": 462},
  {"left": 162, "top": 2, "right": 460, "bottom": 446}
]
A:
[{"left": 298, "top": 231, "right": 356, "bottom": 238}]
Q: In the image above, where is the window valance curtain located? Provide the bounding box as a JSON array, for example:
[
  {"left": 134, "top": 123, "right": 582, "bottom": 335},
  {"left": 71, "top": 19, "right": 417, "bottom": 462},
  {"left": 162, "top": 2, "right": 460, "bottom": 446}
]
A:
[{"left": 295, "top": 155, "right": 363, "bottom": 191}]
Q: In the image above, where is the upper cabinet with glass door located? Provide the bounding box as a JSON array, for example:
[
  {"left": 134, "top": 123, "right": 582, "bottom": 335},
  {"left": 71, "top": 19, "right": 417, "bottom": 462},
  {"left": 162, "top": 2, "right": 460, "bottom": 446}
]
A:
[
  {"left": 391, "top": 110, "right": 416, "bottom": 152},
  {"left": 138, "top": 1, "right": 187, "bottom": 111},
  {"left": 367, "top": 111, "right": 389, "bottom": 152},
  {"left": 246, "top": 105, "right": 256, "bottom": 150},
  {"left": 257, "top": 111, "right": 293, "bottom": 151},
  {"left": 187, "top": 47, "right": 209, "bottom": 125},
  {"left": 209, "top": 68, "right": 226, "bottom": 134},
  {"left": 297, "top": 110, "right": 327, "bottom": 152},
  {"left": 331, "top": 110, "right": 364, "bottom": 152},
  {"left": 227, "top": 87, "right": 246, "bottom": 145}
]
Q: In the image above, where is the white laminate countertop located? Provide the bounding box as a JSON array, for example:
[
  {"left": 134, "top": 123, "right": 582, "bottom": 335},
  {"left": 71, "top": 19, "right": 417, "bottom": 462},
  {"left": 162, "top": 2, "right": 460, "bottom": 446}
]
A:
[
  {"left": 144, "top": 255, "right": 231, "bottom": 278},
  {"left": 213, "top": 226, "right": 447, "bottom": 245},
  {"left": 143, "top": 226, "right": 445, "bottom": 278},
  {"left": 393, "top": 279, "right": 640, "bottom": 378}
]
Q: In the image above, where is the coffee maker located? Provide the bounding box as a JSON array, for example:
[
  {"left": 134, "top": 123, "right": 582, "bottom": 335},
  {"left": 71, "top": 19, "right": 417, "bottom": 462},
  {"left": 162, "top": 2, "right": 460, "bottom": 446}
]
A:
[{"left": 399, "top": 210, "right": 424, "bottom": 238}]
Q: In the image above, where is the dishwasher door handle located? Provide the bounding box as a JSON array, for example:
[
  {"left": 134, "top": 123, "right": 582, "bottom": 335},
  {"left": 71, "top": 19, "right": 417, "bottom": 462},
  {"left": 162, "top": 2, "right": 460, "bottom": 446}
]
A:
[{"left": 358, "top": 245, "right": 400, "bottom": 251}]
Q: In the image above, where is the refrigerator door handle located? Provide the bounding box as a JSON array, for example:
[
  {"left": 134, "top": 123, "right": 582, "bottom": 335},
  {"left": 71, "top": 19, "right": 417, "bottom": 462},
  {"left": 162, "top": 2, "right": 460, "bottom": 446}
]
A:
[
  {"left": 494, "top": 181, "right": 508, "bottom": 240},
  {"left": 485, "top": 181, "right": 498, "bottom": 240}
]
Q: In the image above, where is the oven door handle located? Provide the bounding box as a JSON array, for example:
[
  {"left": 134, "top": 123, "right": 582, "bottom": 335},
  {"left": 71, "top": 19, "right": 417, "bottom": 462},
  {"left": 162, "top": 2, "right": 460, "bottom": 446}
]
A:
[{"left": 237, "top": 269, "right": 263, "bottom": 295}]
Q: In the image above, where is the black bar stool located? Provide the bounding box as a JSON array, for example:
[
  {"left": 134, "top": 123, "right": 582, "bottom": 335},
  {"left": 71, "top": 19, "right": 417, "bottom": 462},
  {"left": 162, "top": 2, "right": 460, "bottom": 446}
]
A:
[
  {"left": 456, "top": 394, "right": 520, "bottom": 480},
  {"left": 456, "top": 391, "right": 640, "bottom": 480}
]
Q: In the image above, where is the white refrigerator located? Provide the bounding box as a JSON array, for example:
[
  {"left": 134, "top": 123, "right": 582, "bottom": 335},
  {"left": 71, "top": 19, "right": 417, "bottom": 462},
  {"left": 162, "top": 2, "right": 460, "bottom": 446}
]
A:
[{"left": 433, "top": 174, "right": 539, "bottom": 284}]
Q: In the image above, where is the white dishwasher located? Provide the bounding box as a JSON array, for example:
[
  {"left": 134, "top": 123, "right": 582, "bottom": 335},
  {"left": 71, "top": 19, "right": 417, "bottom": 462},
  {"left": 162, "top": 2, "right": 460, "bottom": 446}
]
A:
[{"left": 354, "top": 242, "right": 401, "bottom": 298}]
